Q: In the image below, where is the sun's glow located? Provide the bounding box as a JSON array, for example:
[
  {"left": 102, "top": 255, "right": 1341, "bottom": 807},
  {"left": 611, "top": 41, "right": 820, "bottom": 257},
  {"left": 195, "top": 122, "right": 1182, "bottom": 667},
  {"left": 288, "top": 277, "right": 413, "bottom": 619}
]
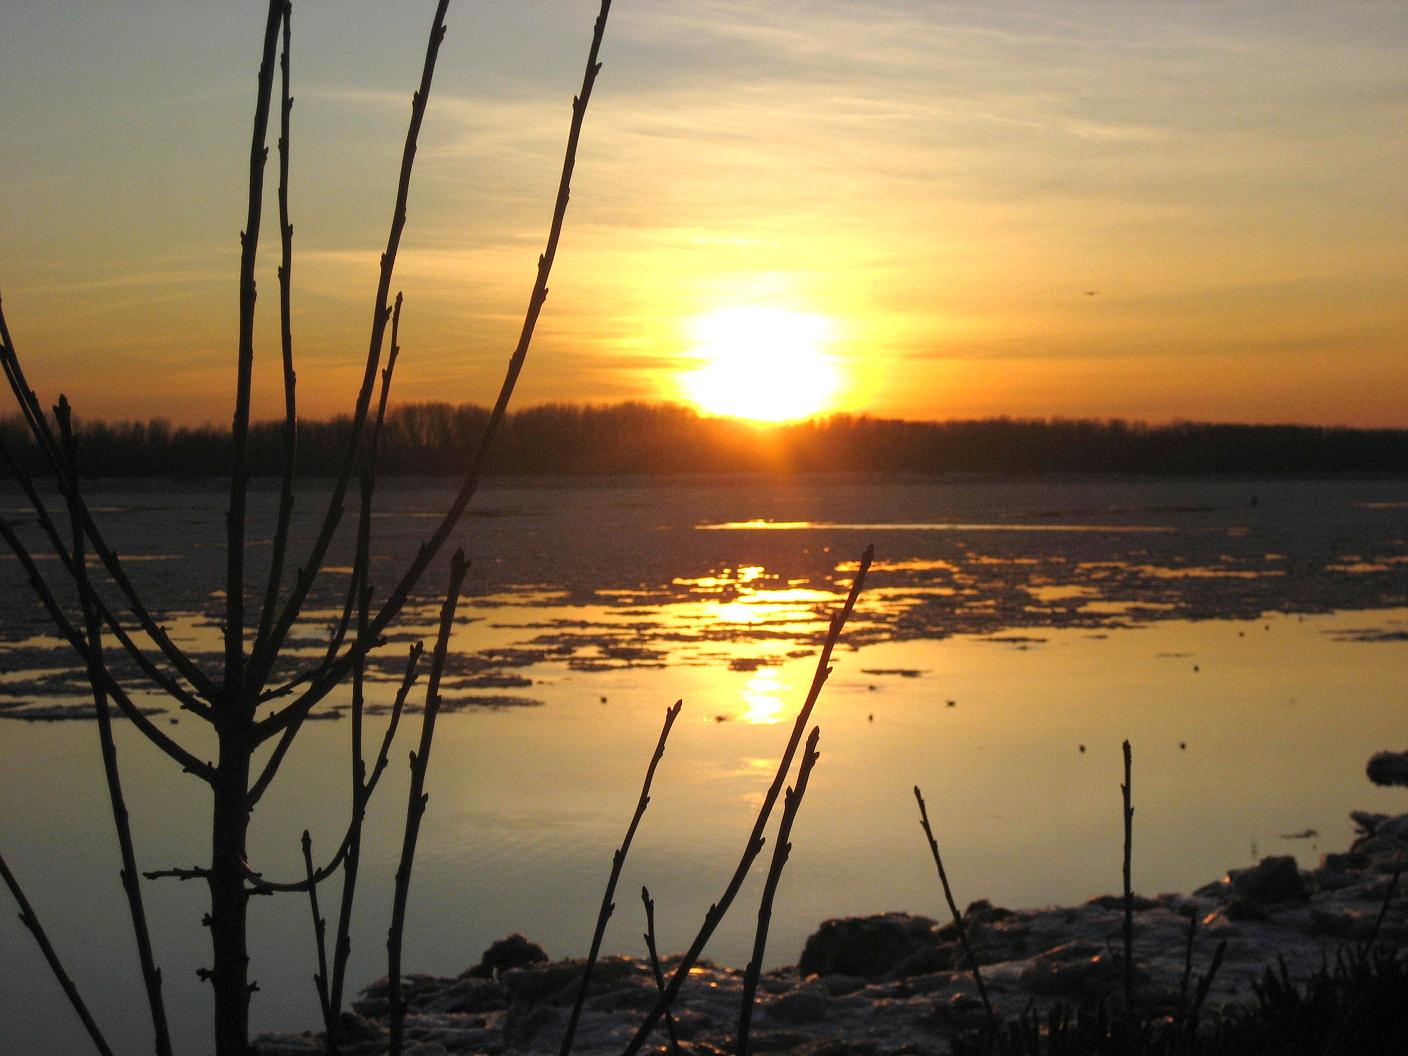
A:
[{"left": 680, "top": 307, "right": 840, "bottom": 422}]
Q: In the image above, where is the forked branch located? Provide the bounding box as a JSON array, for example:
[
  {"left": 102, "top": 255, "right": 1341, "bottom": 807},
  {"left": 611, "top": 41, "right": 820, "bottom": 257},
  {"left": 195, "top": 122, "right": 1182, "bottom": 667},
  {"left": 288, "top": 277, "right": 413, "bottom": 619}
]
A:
[
  {"left": 560, "top": 699, "right": 682, "bottom": 1056},
  {"left": 248, "top": 0, "right": 450, "bottom": 693},
  {"left": 257, "top": 0, "right": 619, "bottom": 740},
  {"left": 737, "top": 725, "right": 821, "bottom": 1056},
  {"left": 619, "top": 546, "right": 872, "bottom": 1056}
]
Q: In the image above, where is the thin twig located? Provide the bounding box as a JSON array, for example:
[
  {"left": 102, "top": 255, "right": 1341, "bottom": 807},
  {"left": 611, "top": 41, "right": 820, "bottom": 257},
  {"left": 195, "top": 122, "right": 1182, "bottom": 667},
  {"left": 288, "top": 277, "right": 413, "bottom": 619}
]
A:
[
  {"left": 641, "top": 887, "right": 681, "bottom": 1056},
  {"left": 251, "top": 292, "right": 406, "bottom": 787},
  {"left": 738, "top": 726, "right": 821, "bottom": 1056},
  {"left": 0, "top": 437, "right": 214, "bottom": 720},
  {"left": 255, "top": 0, "right": 300, "bottom": 666},
  {"left": 247, "top": 0, "right": 451, "bottom": 694},
  {"left": 1121, "top": 739, "right": 1134, "bottom": 1014},
  {"left": 560, "top": 700, "right": 682, "bottom": 1056},
  {"left": 301, "top": 831, "right": 334, "bottom": 1040},
  {"left": 387, "top": 549, "right": 469, "bottom": 1056},
  {"left": 0, "top": 850, "right": 116, "bottom": 1056},
  {"left": 0, "top": 302, "right": 215, "bottom": 698},
  {"left": 913, "top": 785, "right": 998, "bottom": 1041},
  {"left": 326, "top": 471, "right": 376, "bottom": 1041},
  {"left": 56, "top": 400, "right": 173, "bottom": 1056},
  {"left": 226, "top": 0, "right": 287, "bottom": 694},
  {"left": 619, "top": 546, "right": 872, "bottom": 1056},
  {"left": 0, "top": 521, "right": 213, "bottom": 779},
  {"left": 256, "top": 0, "right": 617, "bottom": 742}
]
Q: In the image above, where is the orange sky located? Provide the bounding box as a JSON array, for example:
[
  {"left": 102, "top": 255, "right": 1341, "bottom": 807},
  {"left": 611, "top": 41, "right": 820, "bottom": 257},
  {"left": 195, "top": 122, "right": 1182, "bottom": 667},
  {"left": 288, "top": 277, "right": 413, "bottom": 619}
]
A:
[{"left": 1, "top": 1, "right": 1405, "bottom": 427}]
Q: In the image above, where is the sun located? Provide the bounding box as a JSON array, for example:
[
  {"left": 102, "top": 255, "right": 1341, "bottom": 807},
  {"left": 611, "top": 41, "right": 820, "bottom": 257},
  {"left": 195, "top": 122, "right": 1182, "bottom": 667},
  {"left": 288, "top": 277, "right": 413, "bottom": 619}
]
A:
[{"left": 679, "top": 306, "right": 840, "bottom": 422}]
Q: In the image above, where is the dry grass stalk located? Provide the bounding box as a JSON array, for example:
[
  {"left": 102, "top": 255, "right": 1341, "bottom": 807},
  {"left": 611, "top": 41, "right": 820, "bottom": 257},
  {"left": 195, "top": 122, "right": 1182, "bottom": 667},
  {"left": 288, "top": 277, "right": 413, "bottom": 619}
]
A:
[
  {"left": 736, "top": 725, "right": 822, "bottom": 1056},
  {"left": 618, "top": 546, "right": 872, "bottom": 1056},
  {"left": 560, "top": 700, "right": 683, "bottom": 1056},
  {"left": 1175, "top": 910, "right": 1197, "bottom": 1029},
  {"left": 1185, "top": 938, "right": 1227, "bottom": 1042},
  {"left": 913, "top": 785, "right": 998, "bottom": 1041}
]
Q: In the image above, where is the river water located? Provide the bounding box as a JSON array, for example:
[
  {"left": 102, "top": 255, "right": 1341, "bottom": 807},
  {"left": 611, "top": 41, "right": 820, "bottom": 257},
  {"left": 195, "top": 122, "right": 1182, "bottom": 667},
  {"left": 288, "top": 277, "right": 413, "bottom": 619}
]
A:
[{"left": 2, "top": 475, "right": 1406, "bottom": 1053}]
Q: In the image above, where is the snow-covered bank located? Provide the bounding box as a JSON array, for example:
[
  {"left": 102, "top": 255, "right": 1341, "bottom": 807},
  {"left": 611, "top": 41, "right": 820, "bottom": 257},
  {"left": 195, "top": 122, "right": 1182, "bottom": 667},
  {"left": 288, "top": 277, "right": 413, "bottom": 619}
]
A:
[{"left": 255, "top": 809, "right": 1407, "bottom": 1055}]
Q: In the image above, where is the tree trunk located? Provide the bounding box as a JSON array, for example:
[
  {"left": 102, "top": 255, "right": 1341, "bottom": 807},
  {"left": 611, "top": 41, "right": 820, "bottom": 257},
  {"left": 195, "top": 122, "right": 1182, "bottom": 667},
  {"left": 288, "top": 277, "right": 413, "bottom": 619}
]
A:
[{"left": 210, "top": 725, "right": 253, "bottom": 1056}]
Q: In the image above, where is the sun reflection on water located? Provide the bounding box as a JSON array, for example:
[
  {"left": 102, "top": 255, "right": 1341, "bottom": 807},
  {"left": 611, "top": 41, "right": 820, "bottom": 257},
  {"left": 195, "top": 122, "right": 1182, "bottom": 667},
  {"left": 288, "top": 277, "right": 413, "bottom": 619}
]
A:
[{"left": 738, "top": 668, "right": 787, "bottom": 725}]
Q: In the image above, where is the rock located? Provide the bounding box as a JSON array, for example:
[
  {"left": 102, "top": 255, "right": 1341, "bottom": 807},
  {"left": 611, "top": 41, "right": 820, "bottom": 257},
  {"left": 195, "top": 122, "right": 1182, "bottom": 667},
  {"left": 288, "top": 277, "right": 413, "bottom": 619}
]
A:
[
  {"left": 1223, "top": 897, "right": 1268, "bottom": 922},
  {"left": 1320, "top": 851, "right": 1369, "bottom": 872},
  {"left": 504, "top": 1002, "right": 565, "bottom": 1048},
  {"left": 1367, "top": 752, "right": 1408, "bottom": 787},
  {"left": 817, "top": 974, "right": 866, "bottom": 996},
  {"left": 1310, "top": 907, "right": 1375, "bottom": 939},
  {"left": 501, "top": 956, "right": 638, "bottom": 1006},
  {"left": 893, "top": 944, "right": 959, "bottom": 978},
  {"left": 962, "top": 899, "right": 1014, "bottom": 924},
  {"left": 767, "top": 984, "right": 828, "bottom": 1023},
  {"left": 419, "top": 976, "right": 508, "bottom": 1014},
  {"left": 1018, "top": 942, "right": 1124, "bottom": 999},
  {"left": 1352, "top": 810, "right": 1390, "bottom": 836},
  {"left": 1352, "top": 835, "right": 1408, "bottom": 861},
  {"left": 1377, "top": 814, "right": 1408, "bottom": 839},
  {"left": 1086, "top": 894, "right": 1160, "bottom": 912},
  {"left": 1229, "top": 856, "right": 1307, "bottom": 905},
  {"left": 475, "top": 933, "right": 548, "bottom": 978},
  {"left": 750, "top": 1030, "right": 815, "bottom": 1050},
  {"left": 798, "top": 913, "right": 939, "bottom": 979}
]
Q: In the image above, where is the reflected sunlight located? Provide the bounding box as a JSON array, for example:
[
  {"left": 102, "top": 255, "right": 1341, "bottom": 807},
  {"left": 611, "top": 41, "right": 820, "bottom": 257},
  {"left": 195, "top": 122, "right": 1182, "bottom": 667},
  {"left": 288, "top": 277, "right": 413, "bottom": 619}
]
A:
[
  {"left": 679, "top": 307, "right": 840, "bottom": 422},
  {"left": 738, "top": 668, "right": 787, "bottom": 725}
]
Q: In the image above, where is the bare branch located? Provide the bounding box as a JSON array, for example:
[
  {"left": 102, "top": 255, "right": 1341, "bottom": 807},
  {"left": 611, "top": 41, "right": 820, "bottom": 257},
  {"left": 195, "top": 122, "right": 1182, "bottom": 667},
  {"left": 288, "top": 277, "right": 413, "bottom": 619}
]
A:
[
  {"left": 255, "top": 0, "right": 300, "bottom": 665},
  {"left": 619, "top": 545, "right": 872, "bottom": 1056},
  {"left": 0, "top": 437, "right": 214, "bottom": 720},
  {"left": 0, "top": 300, "right": 216, "bottom": 698},
  {"left": 248, "top": 1, "right": 451, "bottom": 693},
  {"left": 913, "top": 785, "right": 997, "bottom": 1039},
  {"left": 737, "top": 726, "right": 820, "bottom": 1056},
  {"left": 0, "top": 520, "right": 216, "bottom": 780},
  {"left": 56, "top": 399, "right": 173, "bottom": 1056},
  {"left": 258, "top": 0, "right": 618, "bottom": 743},
  {"left": 1121, "top": 738, "right": 1135, "bottom": 1013},
  {"left": 560, "top": 700, "right": 682, "bottom": 1056},
  {"left": 226, "top": 0, "right": 288, "bottom": 696},
  {"left": 0, "top": 850, "right": 116, "bottom": 1056},
  {"left": 301, "top": 831, "right": 335, "bottom": 1041},
  {"left": 640, "top": 887, "right": 681, "bottom": 1056},
  {"left": 387, "top": 549, "right": 469, "bottom": 1056},
  {"left": 327, "top": 470, "right": 376, "bottom": 1031}
]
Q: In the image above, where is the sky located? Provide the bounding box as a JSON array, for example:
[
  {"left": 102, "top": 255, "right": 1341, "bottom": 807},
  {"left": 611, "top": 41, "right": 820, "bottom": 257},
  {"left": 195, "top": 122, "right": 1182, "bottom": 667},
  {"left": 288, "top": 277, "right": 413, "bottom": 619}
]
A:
[{"left": 1, "top": 0, "right": 1405, "bottom": 427}]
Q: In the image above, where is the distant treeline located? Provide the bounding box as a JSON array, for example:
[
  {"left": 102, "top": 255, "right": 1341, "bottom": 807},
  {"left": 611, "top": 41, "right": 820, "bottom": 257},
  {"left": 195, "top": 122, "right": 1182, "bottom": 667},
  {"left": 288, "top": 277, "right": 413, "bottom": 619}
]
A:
[{"left": 3, "top": 402, "right": 1407, "bottom": 478}]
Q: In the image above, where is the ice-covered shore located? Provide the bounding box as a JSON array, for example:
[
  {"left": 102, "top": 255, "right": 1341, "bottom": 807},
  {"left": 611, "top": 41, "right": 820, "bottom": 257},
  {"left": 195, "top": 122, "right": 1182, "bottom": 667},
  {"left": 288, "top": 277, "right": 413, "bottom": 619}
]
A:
[{"left": 254, "top": 809, "right": 1407, "bottom": 1056}]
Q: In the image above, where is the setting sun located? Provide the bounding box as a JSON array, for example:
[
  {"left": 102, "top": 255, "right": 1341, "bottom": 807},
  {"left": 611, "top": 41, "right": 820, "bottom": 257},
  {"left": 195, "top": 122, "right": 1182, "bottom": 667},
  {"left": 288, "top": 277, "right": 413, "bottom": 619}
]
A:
[{"left": 679, "top": 306, "right": 840, "bottom": 422}]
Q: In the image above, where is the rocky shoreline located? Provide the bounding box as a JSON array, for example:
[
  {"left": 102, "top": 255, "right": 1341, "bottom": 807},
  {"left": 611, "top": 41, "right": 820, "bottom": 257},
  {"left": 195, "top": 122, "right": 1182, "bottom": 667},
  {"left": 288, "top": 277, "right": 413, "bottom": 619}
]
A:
[{"left": 255, "top": 809, "right": 1408, "bottom": 1055}]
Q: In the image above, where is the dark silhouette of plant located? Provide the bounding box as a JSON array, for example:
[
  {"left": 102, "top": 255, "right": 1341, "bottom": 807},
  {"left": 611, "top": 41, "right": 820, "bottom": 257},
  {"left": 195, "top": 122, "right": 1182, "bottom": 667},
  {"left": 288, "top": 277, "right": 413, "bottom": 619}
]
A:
[{"left": 0, "top": 1, "right": 617, "bottom": 1053}]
